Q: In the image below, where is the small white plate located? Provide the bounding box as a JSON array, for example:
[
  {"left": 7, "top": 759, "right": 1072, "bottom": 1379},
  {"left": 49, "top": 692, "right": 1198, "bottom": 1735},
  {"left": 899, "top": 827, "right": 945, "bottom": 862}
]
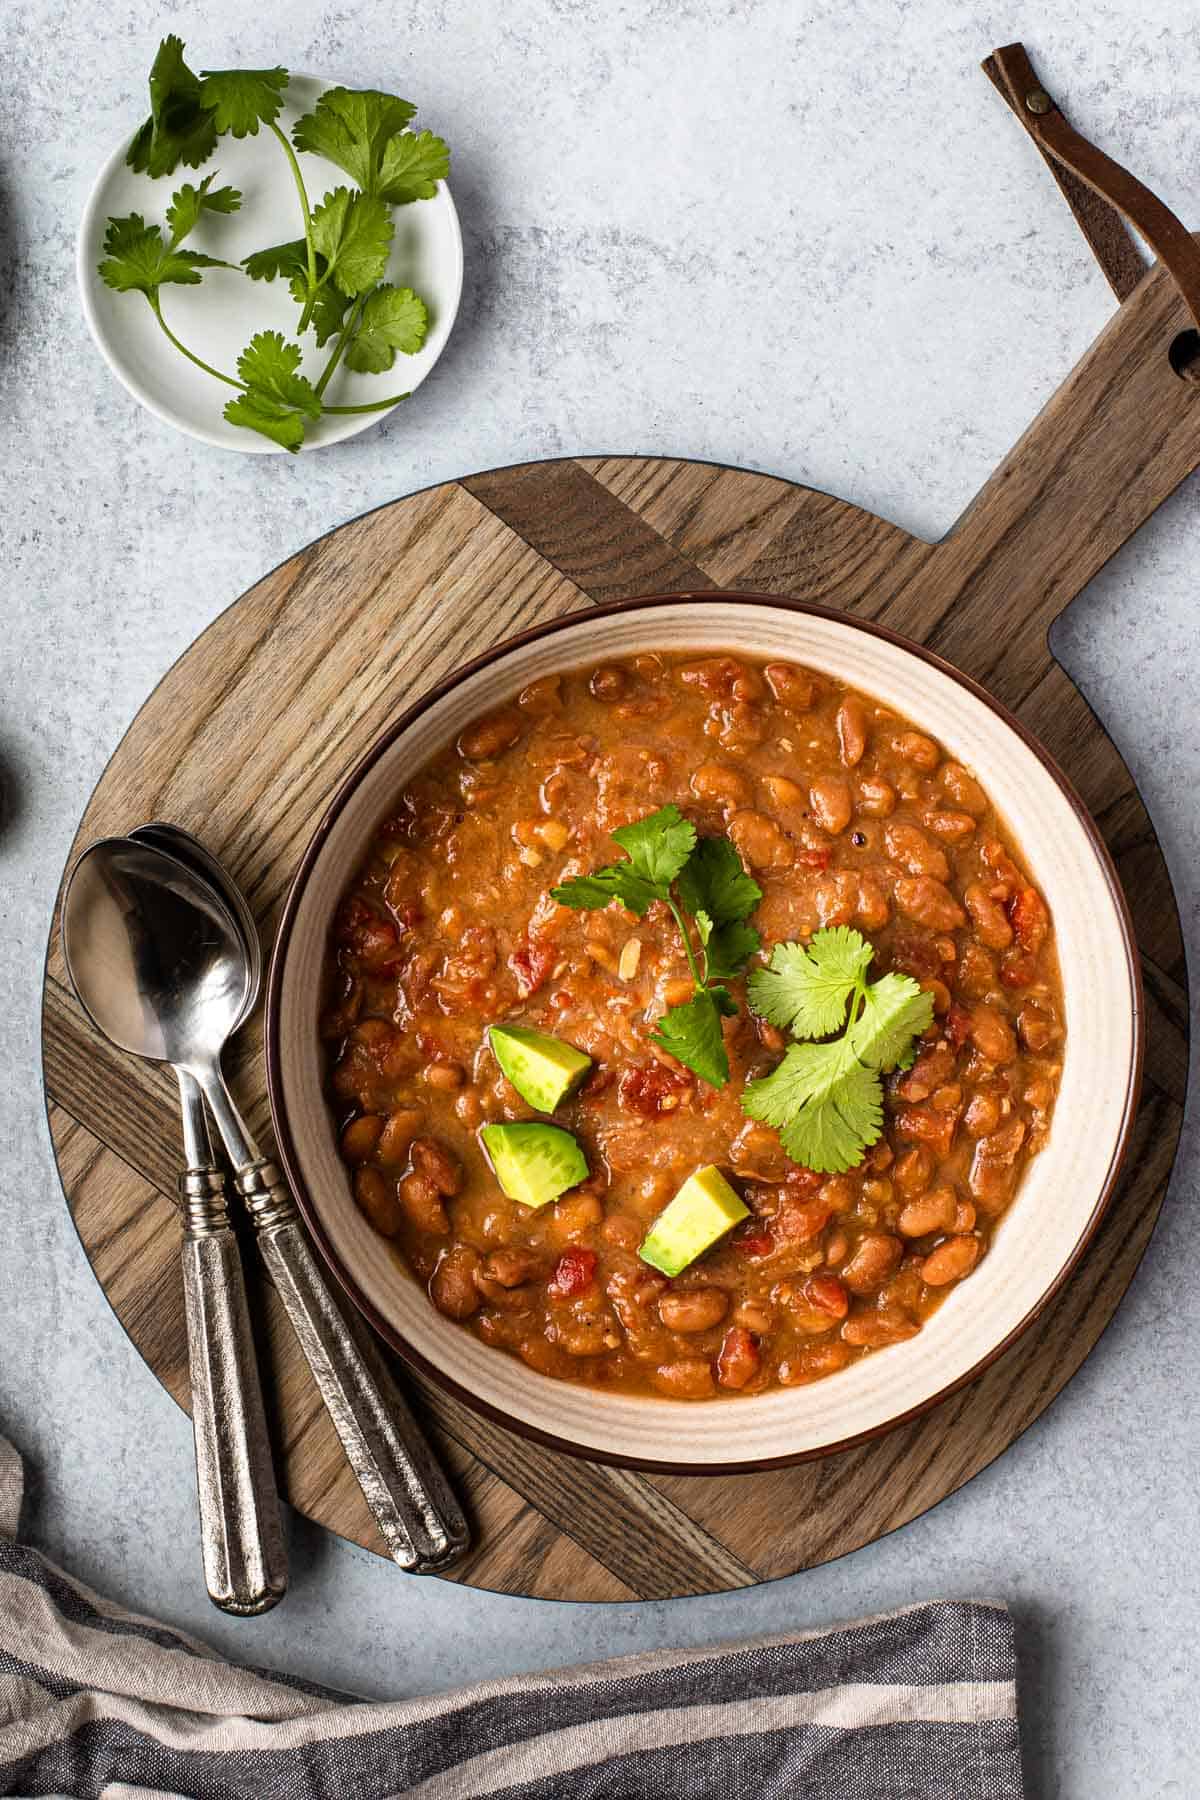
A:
[{"left": 77, "top": 74, "right": 463, "bottom": 453}]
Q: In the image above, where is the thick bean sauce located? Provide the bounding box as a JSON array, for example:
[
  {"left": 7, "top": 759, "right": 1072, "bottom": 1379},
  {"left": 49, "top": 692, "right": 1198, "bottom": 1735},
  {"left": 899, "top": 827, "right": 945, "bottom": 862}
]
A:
[{"left": 323, "top": 652, "right": 1063, "bottom": 1399}]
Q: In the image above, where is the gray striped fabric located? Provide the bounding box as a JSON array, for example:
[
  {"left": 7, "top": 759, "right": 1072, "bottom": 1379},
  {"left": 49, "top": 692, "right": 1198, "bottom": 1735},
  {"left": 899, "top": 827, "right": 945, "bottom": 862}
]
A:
[{"left": 0, "top": 1433, "right": 1024, "bottom": 1799}]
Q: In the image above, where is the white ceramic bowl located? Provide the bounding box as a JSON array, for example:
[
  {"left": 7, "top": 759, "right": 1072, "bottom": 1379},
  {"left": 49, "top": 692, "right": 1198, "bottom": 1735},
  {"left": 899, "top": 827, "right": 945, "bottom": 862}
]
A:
[
  {"left": 78, "top": 75, "right": 463, "bottom": 454},
  {"left": 267, "top": 594, "right": 1142, "bottom": 1471}
]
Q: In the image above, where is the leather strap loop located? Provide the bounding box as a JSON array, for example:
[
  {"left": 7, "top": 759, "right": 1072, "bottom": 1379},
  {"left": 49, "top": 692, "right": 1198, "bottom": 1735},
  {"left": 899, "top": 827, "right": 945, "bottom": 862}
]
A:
[{"left": 983, "top": 41, "right": 1200, "bottom": 333}]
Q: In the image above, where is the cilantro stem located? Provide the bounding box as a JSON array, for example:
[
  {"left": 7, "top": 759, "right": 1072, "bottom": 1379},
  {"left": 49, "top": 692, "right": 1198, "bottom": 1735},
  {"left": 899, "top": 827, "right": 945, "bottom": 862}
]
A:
[
  {"left": 667, "top": 896, "right": 706, "bottom": 993},
  {"left": 321, "top": 393, "right": 411, "bottom": 413},
  {"left": 147, "top": 296, "right": 243, "bottom": 390},
  {"left": 313, "top": 293, "right": 365, "bottom": 400},
  {"left": 268, "top": 120, "right": 318, "bottom": 326}
]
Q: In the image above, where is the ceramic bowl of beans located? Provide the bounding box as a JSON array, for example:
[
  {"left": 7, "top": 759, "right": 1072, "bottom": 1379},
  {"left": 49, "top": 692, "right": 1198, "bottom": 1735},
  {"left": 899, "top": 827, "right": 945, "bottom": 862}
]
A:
[{"left": 266, "top": 593, "right": 1141, "bottom": 1471}]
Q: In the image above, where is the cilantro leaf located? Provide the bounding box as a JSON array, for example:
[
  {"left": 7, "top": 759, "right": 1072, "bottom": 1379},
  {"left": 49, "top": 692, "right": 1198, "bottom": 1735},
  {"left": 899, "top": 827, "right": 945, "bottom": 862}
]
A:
[
  {"left": 243, "top": 239, "right": 309, "bottom": 281},
  {"left": 742, "top": 1040, "right": 883, "bottom": 1174},
  {"left": 851, "top": 973, "right": 934, "bottom": 1073},
  {"left": 611, "top": 805, "right": 696, "bottom": 886},
  {"left": 223, "top": 390, "right": 307, "bottom": 452},
  {"left": 376, "top": 129, "right": 451, "bottom": 204},
  {"left": 303, "top": 279, "right": 353, "bottom": 346},
  {"left": 291, "top": 87, "right": 417, "bottom": 195},
  {"left": 344, "top": 285, "right": 428, "bottom": 372},
  {"left": 127, "top": 36, "right": 217, "bottom": 178},
  {"left": 704, "top": 919, "right": 761, "bottom": 983},
  {"left": 98, "top": 215, "right": 231, "bottom": 296},
  {"left": 310, "top": 187, "right": 394, "bottom": 296},
  {"left": 199, "top": 66, "right": 289, "bottom": 137},
  {"left": 166, "top": 174, "right": 241, "bottom": 248},
  {"left": 651, "top": 990, "right": 731, "bottom": 1088},
  {"left": 234, "top": 331, "right": 321, "bottom": 418},
  {"left": 676, "top": 835, "right": 762, "bottom": 927},
  {"left": 747, "top": 927, "right": 873, "bottom": 1039},
  {"left": 550, "top": 866, "right": 661, "bottom": 917}
]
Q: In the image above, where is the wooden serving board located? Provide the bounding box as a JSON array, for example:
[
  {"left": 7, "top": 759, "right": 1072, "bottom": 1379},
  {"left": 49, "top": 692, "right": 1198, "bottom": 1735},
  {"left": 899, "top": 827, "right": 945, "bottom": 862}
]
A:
[{"left": 43, "top": 256, "right": 1195, "bottom": 1601}]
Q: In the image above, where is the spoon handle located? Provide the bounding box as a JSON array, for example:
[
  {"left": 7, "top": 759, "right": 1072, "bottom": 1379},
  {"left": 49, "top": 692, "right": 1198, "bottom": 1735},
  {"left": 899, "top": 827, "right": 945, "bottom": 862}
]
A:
[
  {"left": 238, "top": 1163, "right": 470, "bottom": 1570},
  {"left": 176, "top": 1074, "right": 288, "bottom": 1615}
]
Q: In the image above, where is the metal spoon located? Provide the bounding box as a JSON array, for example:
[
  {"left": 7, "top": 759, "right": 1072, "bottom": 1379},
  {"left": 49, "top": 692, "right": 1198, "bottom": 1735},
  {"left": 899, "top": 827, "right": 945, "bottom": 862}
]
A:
[
  {"left": 63, "top": 838, "right": 286, "bottom": 1615},
  {"left": 63, "top": 836, "right": 469, "bottom": 1573}
]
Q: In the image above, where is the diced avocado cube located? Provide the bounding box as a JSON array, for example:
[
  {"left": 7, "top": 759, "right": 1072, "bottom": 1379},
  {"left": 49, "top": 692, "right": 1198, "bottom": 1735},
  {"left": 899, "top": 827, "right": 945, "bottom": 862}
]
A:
[
  {"left": 488, "top": 1024, "right": 592, "bottom": 1113},
  {"left": 479, "top": 1122, "right": 589, "bottom": 1209},
  {"left": 639, "top": 1165, "right": 749, "bottom": 1277}
]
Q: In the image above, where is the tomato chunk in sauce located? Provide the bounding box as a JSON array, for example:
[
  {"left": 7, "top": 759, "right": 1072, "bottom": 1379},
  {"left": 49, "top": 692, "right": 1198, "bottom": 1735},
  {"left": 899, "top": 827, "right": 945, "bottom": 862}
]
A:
[{"left": 323, "top": 651, "right": 1064, "bottom": 1399}]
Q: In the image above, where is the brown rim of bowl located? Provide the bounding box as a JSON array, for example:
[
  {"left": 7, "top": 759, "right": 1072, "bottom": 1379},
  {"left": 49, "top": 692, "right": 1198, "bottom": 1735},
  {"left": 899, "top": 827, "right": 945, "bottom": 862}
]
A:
[{"left": 265, "top": 589, "right": 1146, "bottom": 1476}]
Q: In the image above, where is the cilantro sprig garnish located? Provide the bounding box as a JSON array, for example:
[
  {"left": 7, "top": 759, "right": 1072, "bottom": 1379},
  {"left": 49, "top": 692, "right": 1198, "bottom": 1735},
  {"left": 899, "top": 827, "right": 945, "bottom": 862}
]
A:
[
  {"left": 742, "top": 927, "right": 934, "bottom": 1173},
  {"left": 550, "top": 806, "right": 762, "bottom": 1088},
  {"left": 100, "top": 39, "right": 449, "bottom": 450}
]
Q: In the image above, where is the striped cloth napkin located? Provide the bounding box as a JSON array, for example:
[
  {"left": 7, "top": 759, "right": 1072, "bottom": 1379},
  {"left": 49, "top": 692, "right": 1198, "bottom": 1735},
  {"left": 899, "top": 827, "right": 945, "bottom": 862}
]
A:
[{"left": 0, "top": 1432, "right": 1023, "bottom": 1798}]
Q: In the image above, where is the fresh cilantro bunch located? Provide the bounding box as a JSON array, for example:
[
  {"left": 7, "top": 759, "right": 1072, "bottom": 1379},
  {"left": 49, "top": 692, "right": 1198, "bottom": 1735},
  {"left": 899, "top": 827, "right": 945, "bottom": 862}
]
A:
[
  {"left": 550, "top": 806, "right": 762, "bottom": 1088},
  {"left": 742, "top": 927, "right": 934, "bottom": 1173},
  {"left": 98, "top": 37, "right": 449, "bottom": 450}
]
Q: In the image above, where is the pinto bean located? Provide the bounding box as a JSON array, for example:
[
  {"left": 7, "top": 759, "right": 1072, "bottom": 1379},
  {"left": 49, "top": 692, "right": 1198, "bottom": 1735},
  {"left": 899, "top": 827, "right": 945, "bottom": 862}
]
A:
[
  {"left": 809, "top": 775, "right": 853, "bottom": 835},
  {"left": 680, "top": 656, "right": 763, "bottom": 700},
  {"left": 921, "top": 1235, "right": 981, "bottom": 1286},
  {"left": 779, "top": 1340, "right": 854, "bottom": 1383},
  {"left": 923, "top": 809, "right": 977, "bottom": 843},
  {"left": 884, "top": 821, "right": 949, "bottom": 882},
  {"left": 690, "top": 762, "right": 751, "bottom": 809},
  {"left": 589, "top": 665, "right": 629, "bottom": 702},
  {"left": 963, "top": 1092, "right": 1002, "bottom": 1137},
  {"left": 430, "top": 1244, "right": 482, "bottom": 1318},
  {"left": 716, "top": 1326, "right": 761, "bottom": 1390},
  {"left": 805, "top": 1272, "right": 849, "bottom": 1319},
  {"left": 341, "top": 1115, "right": 383, "bottom": 1162},
  {"left": 841, "top": 1233, "right": 903, "bottom": 1295},
  {"left": 841, "top": 1305, "right": 919, "bottom": 1347},
  {"left": 855, "top": 775, "right": 896, "bottom": 817},
  {"left": 732, "top": 1299, "right": 774, "bottom": 1333},
  {"left": 457, "top": 709, "right": 522, "bottom": 760},
  {"left": 652, "top": 1358, "right": 717, "bottom": 1399},
  {"left": 398, "top": 1170, "right": 449, "bottom": 1235},
  {"left": 969, "top": 1003, "right": 1017, "bottom": 1065},
  {"left": 893, "top": 1144, "right": 933, "bottom": 1199},
  {"left": 411, "top": 1138, "right": 463, "bottom": 1196},
  {"left": 895, "top": 877, "right": 967, "bottom": 931},
  {"left": 353, "top": 1166, "right": 402, "bottom": 1236},
  {"left": 836, "top": 696, "right": 868, "bottom": 766},
  {"left": 1018, "top": 1002, "right": 1059, "bottom": 1052},
  {"left": 891, "top": 731, "right": 940, "bottom": 769},
  {"left": 764, "top": 662, "right": 818, "bottom": 710},
  {"left": 376, "top": 1108, "right": 424, "bottom": 1165},
  {"left": 964, "top": 882, "right": 1014, "bottom": 949},
  {"left": 897, "top": 1186, "right": 958, "bottom": 1237},
  {"left": 940, "top": 763, "right": 988, "bottom": 814},
  {"left": 659, "top": 1288, "right": 729, "bottom": 1333},
  {"left": 480, "top": 1248, "right": 541, "bottom": 1287},
  {"left": 517, "top": 673, "right": 563, "bottom": 715},
  {"left": 728, "top": 809, "right": 793, "bottom": 869}
]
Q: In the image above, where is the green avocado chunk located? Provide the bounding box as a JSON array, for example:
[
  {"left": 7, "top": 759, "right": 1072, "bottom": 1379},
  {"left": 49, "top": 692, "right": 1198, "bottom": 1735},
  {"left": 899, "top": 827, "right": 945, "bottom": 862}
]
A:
[
  {"left": 488, "top": 1024, "right": 592, "bottom": 1113},
  {"left": 639, "top": 1165, "right": 749, "bottom": 1277},
  {"left": 479, "top": 1122, "right": 589, "bottom": 1209}
]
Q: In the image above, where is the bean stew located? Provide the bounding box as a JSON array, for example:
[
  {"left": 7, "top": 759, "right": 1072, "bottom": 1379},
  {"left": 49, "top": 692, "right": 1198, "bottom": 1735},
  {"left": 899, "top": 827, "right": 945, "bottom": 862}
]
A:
[{"left": 322, "top": 650, "right": 1063, "bottom": 1400}]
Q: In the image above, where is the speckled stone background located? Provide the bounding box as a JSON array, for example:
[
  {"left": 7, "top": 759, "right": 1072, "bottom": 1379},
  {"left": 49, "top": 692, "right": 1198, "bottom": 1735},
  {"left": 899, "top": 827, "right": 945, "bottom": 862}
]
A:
[{"left": 2, "top": 3, "right": 1197, "bottom": 1794}]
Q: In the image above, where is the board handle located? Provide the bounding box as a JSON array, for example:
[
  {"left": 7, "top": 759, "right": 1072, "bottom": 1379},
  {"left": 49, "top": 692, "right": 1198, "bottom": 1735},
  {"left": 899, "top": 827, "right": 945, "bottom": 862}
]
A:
[{"left": 876, "top": 56, "right": 1200, "bottom": 700}]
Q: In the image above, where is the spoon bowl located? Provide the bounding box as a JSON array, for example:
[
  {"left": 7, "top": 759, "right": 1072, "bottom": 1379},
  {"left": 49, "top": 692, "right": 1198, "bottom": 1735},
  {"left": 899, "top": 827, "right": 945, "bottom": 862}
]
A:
[
  {"left": 62, "top": 838, "right": 251, "bottom": 1070},
  {"left": 129, "top": 823, "right": 262, "bottom": 1030}
]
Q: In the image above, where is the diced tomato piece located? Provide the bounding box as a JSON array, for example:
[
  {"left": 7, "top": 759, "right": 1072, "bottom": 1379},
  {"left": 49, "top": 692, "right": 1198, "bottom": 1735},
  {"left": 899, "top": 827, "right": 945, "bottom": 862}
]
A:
[
  {"left": 893, "top": 1105, "right": 956, "bottom": 1159},
  {"left": 716, "top": 1326, "right": 761, "bottom": 1390},
  {"left": 617, "top": 1061, "right": 693, "bottom": 1118},
  {"left": 734, "top": 1225, "right": 775, "bottom": 1258},
  {"left": 795, "top": 848, "right": 832, "bottom": 870},
  {"left": 944, "top": 1003, "right": 972, "bottom": 1047},
  {"left": 510, "top": 938, "right": 554, "bottom": 998},
  {"left": 805, "top": 1272, "right": 850, "bottom": 1319},
  {"left": 1008, "top": 887, "right": 1049, "bottom": 954},
  {"left": 548, "top": 1246, "right": 598, "bottom": 1298},
  {"left": 579, "top": 1066, "right": 616, "bottom": 1100},
  {"left": 999, "top": 948, "right": 1038, "bottom": 989}
]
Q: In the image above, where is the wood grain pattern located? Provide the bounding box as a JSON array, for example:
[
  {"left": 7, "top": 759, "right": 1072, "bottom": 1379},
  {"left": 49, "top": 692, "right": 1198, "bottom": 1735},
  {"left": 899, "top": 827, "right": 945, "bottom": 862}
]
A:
[{"left": 42, "top": 252, "right": 1195, "bottom": 1600}]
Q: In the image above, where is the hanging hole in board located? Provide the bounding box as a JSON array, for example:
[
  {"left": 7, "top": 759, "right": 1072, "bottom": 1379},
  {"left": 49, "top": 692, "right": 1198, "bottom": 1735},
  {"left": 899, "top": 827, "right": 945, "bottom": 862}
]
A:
[{"left": 1168, "top": 329, "right": 1200, "bottom": 382}]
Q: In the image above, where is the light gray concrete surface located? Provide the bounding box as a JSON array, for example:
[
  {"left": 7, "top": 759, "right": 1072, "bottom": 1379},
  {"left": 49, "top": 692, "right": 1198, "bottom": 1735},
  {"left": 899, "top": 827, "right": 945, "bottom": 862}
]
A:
[{"left": 1, "top": 3, "right": 1197, "bottom": 1794}]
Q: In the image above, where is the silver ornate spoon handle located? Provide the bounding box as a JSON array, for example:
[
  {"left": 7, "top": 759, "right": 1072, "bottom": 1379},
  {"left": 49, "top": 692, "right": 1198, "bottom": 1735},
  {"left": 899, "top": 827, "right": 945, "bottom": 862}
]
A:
[
  {"left": 176, "top": 1071, "right": 288, "bottom": 1614},
  {"left": 198, "top": 1074, "right": 469, "bottom": 1572}
]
